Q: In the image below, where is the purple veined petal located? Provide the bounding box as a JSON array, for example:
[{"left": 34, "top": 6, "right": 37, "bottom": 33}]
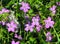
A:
[
  {"left": 49, "top": 5, "right": 56, "bottom": 11},
  {"left": 26, "top": 6, "right": 30, "bottom": 9},
  {"left": 7, "top": 28, "right": 11, "bottom": 32},
  {"left": 46, "top": 36, "right": 52, "bottom": 41},
  {"left": 8, "top": 28, "right": 15, "bottom": 32},
  {"left": 18, "top": 35, "right": 22, "bottom": 40},
  {"left": 30, "top": 27, "right": 33, "bottom": 32},
  {"left": 6, "top": 23, "right": 10, "bottom": 27},
  {"left": 11, "top": 40, "right": 15, "bottom": 44},
  {"left": 52, "top": 10, "right": 56, "bottom": 14},
  {"left": 31, "top": 23, "right": 35, "bottom": 28},
  {"left": 36, "top": 26, "right": 40, "bottom": 32},
  {"left": 20, "top": 7, "right": 23, "bottom": 10},
  {"left": 25, "top": 3, "right": 29, "bottom": 6},
  {"left": 49, "top": 36, "right": 52, "bottom": 41},
  {"left": 31, "top": 22, "right": 36, "bottom": 26},
  {"left": 36, "top": 25, "right": 42, "bottom": 32},
  {"left": 46, "top": 32, "right": 52, "bottom": 41},
  {"left": 50, "top": 24, "right": 54, "bottom": 27},
  {"left": 44, "top": 20, "right": 48, "bottom": 23},
  {"left": 47, "top": 17, "right": 51, "bottom": 21},
  {"left": 11, "top": 28, "right": 15, "bottom": 32},
  {"left": 52, "top": 5, "right": 56, "bottom": 10},
  {"left": 36, "top": 18, "right": 39, "bottom": 22},
  {"left": 21, "top": 2, "right": 26, "bottom": 6},
  {"left": 46, "top": 32, "right": 51, "bottom": 36},
  {"left": 25, "top": 27, "right": 29, "bottom": 32},
  {"left": 45, "top": 24, "right": 50, "bottom": 28},
  {"left": 14, "top": 34, "right": 18, "bottom": 38},
  {"left": 23, "top": 8, "right": 28, "bottom": 13},
  {"left": 35, "top": 22, "right": 39, "bottom": 26},
  {"left": 32, "top": 17, "right": 36, "bottom": 22},
  {"left": 36, "top": 15, "right": 40, "bottom": 20},
  {"left": 51, "top": 21, "right": 54, "bottom": 24},
  {"left": 2, "top": 8, "right": 6, "bottom": 13},
  {"left": 10, "top": 21, "right": 14, "bottom": 25},
  {"left": 25, "top": 24, "right": 29, "bottom": 27},
  {"left": 10, "top": 21, "right": 17, "bottom": 28}
]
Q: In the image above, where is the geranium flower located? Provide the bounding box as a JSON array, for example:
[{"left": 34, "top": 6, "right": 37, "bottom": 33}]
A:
[
  {"left": 44, "top": 17, "right": 54, "bottom": 28},
  {"left": 31, "top": 16, "right": 40, "bottom": 27},
  {"left": 6, "top": 21, "right": 17, "bottom": 32},
  {"left": 46, "top": 32, "right": 52, "bottom": 41},
  {"left": 14, "top": 34, "right": 22, "bottom": 40},
  {"left": 25, "top": 24, "right": 33, "bottom": 32},
  {"left": 49, "top": 5, "right": 56, "bottom": 14},
  {"left": 20, "top": 2, "right": 30, "bottom": 12}
]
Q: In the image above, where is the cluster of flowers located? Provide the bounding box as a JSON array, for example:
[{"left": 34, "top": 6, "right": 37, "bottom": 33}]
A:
[
  {"left": 20, "top": 2, "right": 30, "bottom": 13},
  {"left": 6, "top": 21, "right": 22, "bottom": 44},
  {"left": 0, "top": 1, "right": 60, "bottom": 44},
  {"left": 25, "top": 16, "right": 54, "bottom": 41},
  {"left": 25, "top": 15, "right": 42, "bottom": 32},
  {"left": 0, "top": 20, "right": 22, "bottom": 44},
  {"left": 19, "top": 2, "right": 55, "bottom": 41}
]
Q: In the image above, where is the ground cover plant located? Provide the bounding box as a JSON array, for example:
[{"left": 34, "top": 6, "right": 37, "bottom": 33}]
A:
[{"left": 0, "top": 0, "right": 60, "bottom": 44}]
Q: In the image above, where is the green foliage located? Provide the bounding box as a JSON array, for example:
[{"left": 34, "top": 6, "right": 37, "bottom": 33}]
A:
[{"left": 0, "top": 0, "right": 60, "bottom": 44}]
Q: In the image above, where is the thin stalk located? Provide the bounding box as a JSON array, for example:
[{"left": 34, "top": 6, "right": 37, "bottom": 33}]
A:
[{"left": 53, "top": 27, "right": 60, "bottom": 42}]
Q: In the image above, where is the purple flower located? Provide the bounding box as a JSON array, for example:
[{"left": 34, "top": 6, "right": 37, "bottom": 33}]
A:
[
  {"left": 36, "top": 25, "right": 42, "bottom": 32},
  {"left": 14, "top": 34, "right": 22, "bottom": 40},
  {"left": 31, "top": 16, "right": 40, "bottom": 27},
  {"left": 49, "top": 5, "right": 56, "bottom": 14},
  {"left": 52, "top": 10, "right": 56, "bottom": 14},
  {"left": 20, "top": 2, "right": 30, "bottom": 13},
  {"left": 56, "top": 2, "right": 60, "bottom": 6},
  {"left": 14, "top": 34, "right": 18, "bottom": 38},
  {"left": 6, "top": 21, "right": 17, "bottom": 32},
  {"left": 11, "top": 40, "right": 19, "bottom": 44},
  {"left": 44, "top": 17, "right": 54, "bottom": 28},
  {"left": 46, "top": 32, "right": 52, "bottom": 41},
  {"left": 25, "top": 24, "right": 33, "bottom": 32},
  {"left": 18, "top": 35, "right": 22, "bottom": 40},
  {"left": 0, "top": 8, "right": 10, "bottom": 14},
  {"left": 2, "top": 8, "right": 10, "bottom": 13}
]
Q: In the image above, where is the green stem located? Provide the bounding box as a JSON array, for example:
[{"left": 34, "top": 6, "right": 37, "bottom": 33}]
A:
[
  {"left": 53, "top": 27, "right": 60, "bottom": 42},
  {"left": 38, "top": 32, "right": 45, "bottom": 43}
]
